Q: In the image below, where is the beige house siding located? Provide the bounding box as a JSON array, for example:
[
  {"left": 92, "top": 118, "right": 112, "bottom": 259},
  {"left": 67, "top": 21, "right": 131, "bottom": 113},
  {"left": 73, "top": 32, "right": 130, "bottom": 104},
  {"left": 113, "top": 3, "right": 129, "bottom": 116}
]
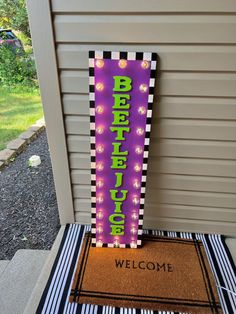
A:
[{"left": 28, "top": 0, "right": 236, "bottom": 235}]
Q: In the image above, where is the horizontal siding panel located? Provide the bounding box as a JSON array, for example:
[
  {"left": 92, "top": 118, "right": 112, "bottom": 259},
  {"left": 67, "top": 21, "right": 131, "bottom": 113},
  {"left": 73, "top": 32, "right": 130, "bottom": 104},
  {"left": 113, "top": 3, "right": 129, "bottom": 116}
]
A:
[
  {"left": 147, "top": 190, "right": 236, "bottom": 209},
  {"left": 71, "top": 170, "right": 89, "bottom": 184},
  {"left": 67, "top": 135, "right": 89, "bottom": 152},
  {"left": 52, "top": 0, "right": 236, "bottom": 13},
  {"left": 151, "top": 140, "right": 236, "bottom": 160},
  {"left": 61, "top": 71, "right": 87, "bottom": 94},
  {"left": 74, "top": 212, "right": 91, "bottom": 225},
  {"left": 148, "top": 174, "right": 236, "bottom": 194},
  {"left": 67, "top": 136, "right": 236, "bottom": 160},
  {"left": 65, "top": 116, "right": 88, "bottom": 135},
  {"left": 74, "top": 199, "right": 91, "bottom": 212},
  {"left": 57, "top": 44, "right": 236, "bottom": 72},
  {"left": 158, "top": 97, "right": 236, "bottom": 119},
  {"left": 71, "top": 170, "right": 236, "bottom": 193},
  {"left": 74, "top": 198, "right": 236, "bottom": 221},
  {"left": 74, "top": 211, "right": 236, "bottom": 235},
  {"left": 65, "top": 115, "right": 236, "bottom": 141},
  {"left": 143, "top": 217, "right": 236, "bottom": 236},
  {"left": 60, "top": 70, "right": 236, "bottom": 97},
  {"left": 63, "top": 94, "right": 236, "bottom": 120},
  {"left": 69, "top": 154, "right": 236, "bottom": 178},
  {"left": 153, "top": 158, "right": 236, "bottom": 177},
  {"left": 63, "top": 94, "right": 88, "bottom": 115},
  {"left": 69, "top": 153, "right": 90, "bottom": 169},
  {"left": 147, "top": 204, "right": 236, "bottom": 221},
  {"left": 73, "top": 185, "right": 90, "bottom": 198},
  {"left": 73, "top": 184, "right": 89, "bottom": 198},
  {"left": 158, "top": 120, "right": 236, "bottom": 141},
  {"left": 73, "top": 184, "right": 236, "bottom": 209},
  {"left": 54, "top": 15, "right": 236, "bottom": 44}
]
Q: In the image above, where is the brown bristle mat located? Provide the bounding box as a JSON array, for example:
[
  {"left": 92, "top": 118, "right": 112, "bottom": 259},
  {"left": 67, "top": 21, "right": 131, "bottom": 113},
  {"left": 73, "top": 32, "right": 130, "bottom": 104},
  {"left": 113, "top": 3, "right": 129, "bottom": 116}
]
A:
[{"left": 70, "top": 233, "right": 222, "bottom": 314}]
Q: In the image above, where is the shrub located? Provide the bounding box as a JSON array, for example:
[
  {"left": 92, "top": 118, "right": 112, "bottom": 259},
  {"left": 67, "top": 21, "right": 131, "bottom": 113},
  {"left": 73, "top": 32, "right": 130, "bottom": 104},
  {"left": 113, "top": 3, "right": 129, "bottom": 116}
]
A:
[
  {"left": 0, "top": 44, "right": 37, "bottom": 87},
  {"left": 0, "top": 0, "right": 30, "bottom": 39}
]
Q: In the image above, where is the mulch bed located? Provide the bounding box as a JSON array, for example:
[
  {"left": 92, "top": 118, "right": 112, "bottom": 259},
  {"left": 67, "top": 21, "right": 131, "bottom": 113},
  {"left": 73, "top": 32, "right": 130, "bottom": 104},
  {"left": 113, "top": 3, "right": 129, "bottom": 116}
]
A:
[{"left": 0, "top": 130, "right": 60, "bottom": 260}]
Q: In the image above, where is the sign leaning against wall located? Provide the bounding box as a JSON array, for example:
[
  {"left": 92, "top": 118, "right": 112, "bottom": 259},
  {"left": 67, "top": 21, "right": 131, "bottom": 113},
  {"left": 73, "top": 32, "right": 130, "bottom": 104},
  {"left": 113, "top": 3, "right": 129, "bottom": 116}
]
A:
[{"left": 89, "top": 51, "right": 157, "bottom": 248}]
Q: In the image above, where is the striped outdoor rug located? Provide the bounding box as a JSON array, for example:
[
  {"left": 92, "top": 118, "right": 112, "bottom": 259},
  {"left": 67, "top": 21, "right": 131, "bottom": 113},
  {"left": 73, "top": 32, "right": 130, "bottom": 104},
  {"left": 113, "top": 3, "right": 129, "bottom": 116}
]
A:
[{"left": 36, "top": 224, "right": 236, "bottom": 314}]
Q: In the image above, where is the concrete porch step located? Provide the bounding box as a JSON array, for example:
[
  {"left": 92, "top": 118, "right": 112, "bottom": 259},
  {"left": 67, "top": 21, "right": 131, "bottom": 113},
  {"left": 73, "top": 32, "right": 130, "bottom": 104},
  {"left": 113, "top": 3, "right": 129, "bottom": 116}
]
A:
[
  {"left": 225, "top": 238, "right": 236, "bottom": 265},
  {"left": 0, "top": 249, "right": 49, "bottom": 314},
  {"left": 0, "top": 260, "right": 10, "bottom": 278}
]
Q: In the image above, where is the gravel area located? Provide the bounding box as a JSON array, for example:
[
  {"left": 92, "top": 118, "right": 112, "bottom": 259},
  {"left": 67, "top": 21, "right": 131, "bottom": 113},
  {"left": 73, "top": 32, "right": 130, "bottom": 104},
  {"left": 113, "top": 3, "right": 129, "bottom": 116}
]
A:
[{"left": 0, "top": 130, "right": 60, "bottom": 260}]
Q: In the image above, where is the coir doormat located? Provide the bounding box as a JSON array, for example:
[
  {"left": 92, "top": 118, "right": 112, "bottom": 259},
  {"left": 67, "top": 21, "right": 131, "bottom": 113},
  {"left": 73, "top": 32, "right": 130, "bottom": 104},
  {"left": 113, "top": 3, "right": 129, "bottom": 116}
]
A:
[
  {"left": 69, "top": 233, "right": 222, "bottom": 314},
  {"left": 36, "top": 225, "right": 236, "bottom": 314}
]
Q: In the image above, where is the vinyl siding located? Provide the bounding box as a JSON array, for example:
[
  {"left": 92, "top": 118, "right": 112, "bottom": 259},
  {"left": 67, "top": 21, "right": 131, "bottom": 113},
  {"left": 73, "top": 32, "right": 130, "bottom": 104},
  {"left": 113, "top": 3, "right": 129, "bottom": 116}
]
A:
[{"left": 50, "top": 0, "right": 236, "bottom": 235}]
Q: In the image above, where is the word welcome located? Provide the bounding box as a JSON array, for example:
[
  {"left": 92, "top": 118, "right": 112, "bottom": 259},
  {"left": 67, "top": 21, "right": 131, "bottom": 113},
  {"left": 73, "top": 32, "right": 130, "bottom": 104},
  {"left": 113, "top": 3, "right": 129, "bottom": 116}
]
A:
[
  {"left": 109, "top": 76, "right": 132, "bottom": 236},
  {"left": 115, "top": 259, "right": 174, "bottom": 272}
]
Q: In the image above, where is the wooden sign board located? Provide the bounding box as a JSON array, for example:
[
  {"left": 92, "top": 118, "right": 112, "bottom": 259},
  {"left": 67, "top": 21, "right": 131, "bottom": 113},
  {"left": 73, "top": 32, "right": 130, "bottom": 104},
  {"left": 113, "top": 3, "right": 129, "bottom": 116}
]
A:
[{"left": 89, "top": 51, "right": 157, "bottom": 248}]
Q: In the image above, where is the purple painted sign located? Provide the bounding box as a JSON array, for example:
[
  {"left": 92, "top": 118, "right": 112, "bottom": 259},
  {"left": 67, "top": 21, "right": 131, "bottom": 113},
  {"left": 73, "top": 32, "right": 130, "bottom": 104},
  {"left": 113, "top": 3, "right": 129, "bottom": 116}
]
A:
[{"left": 89, "top": 51, "right": 157, "bottom": 248}]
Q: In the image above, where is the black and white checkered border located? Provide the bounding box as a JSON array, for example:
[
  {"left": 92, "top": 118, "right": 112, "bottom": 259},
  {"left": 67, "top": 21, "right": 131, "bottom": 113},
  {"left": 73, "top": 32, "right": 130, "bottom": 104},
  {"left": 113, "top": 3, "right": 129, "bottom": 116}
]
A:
[
  {"left": 88, "top": 51, "right": 96, "bottom": 247},
  {"left": 89, "top": 51, "right": 157, "bottom": 248},
  {"left": 140, "top": 52, "right": 157, "bottom": 248}
]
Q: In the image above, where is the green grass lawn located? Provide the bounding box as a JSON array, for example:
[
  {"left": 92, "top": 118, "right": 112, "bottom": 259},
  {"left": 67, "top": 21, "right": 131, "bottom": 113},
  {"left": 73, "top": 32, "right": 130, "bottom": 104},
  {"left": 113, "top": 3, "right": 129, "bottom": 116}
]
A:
[{"left": 0, "top": 87, "right": 43, "bottom": 150}]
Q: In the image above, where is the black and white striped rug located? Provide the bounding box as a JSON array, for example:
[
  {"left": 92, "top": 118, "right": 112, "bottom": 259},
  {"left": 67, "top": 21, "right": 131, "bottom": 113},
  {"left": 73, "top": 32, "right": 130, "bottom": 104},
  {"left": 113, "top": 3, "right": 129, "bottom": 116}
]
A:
[{"left": 36, "top": 224, "right": 236, "bottom": 314}]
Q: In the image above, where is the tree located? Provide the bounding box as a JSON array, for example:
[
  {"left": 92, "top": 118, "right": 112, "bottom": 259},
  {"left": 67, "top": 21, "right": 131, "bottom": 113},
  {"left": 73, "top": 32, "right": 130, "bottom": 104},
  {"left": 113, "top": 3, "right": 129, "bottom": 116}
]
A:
[
  {"left": 0, "top": 0, "right": 30, "bottom": 39},
  {"left": 0, "top": 45, "right": 37, "bottom": 87}
]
